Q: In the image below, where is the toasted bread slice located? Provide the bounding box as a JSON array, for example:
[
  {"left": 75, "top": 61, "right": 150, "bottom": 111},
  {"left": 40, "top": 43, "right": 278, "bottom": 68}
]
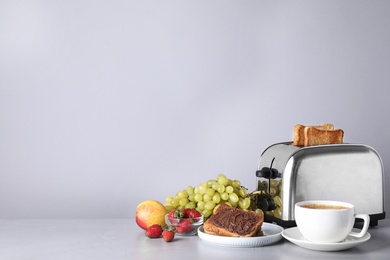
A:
[
  {"left": 293, "top": 124, "right": 306, "bottom": 146},
  {"left": 293, "top": 123, "right": 334, "bottom": 146},
  {"left": 304, "top": 127, "right": 344, "bottom": 146},
  {"left": 203, "top": 204, "right": 264, "bottom": 237}
]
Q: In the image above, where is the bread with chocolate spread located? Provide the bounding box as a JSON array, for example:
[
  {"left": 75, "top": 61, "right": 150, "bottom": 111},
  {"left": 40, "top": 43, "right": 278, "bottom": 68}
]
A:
[{"left": 203, "top": 204, "right": 264, "bottom": 237}]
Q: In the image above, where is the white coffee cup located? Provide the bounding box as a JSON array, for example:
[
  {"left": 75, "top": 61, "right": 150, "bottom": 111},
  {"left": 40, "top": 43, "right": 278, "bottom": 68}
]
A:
[{"left": 294, "top": 200, "right": 370, "bottom": 243}]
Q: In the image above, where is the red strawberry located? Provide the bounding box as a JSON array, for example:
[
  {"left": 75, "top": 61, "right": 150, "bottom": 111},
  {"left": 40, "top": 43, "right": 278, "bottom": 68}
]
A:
[
  {"left": 167, "top": 210, "right": 176, "bottom": 222},
  {"left": 188, "top": 209, "right": 202, "bottom": 220},
  {"left": 162, "top": 229, "right": 175, "bottom": 242},
  {"left": 176, "top": 219, "right": 194, "bottom": 233},
  {"left": 145, "top": 224, "right": 163, "bottom": 238},
  {"left": 182, "top": 208, "right": 192, "bottom": 218},
  {"left": 167, "top": 209, "right": 183, "bottom": 224}
]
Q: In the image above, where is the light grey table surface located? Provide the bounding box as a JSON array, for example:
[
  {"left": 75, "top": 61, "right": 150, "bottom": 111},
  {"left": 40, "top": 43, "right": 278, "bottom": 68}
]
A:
[{"left": 0, "top": 218, "right": 389, "bottom": 259}]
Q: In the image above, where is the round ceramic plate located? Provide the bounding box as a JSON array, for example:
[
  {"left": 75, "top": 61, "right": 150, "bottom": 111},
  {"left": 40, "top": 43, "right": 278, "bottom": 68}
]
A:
[
  {"left": 197, "top": 223, "right": 284, "bottom": 247},
  {"left": 282, "top": 227, "right": 371, "bottom": 251}
]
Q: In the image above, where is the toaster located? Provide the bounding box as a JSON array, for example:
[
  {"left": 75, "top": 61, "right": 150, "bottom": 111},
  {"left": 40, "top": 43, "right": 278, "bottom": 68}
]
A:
[{"left": 255, "top": 142, "right": 386, "bottom": 227}]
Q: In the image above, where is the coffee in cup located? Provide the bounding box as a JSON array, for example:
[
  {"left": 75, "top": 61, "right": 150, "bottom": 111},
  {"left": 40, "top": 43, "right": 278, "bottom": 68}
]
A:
[{"left": 294, "top": 200, "right": 370, "bottom": 243}]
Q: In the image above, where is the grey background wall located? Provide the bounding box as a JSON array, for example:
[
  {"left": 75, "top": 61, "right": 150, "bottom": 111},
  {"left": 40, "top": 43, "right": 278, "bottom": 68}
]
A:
[{"left": 1, "top": 0, "right": 389, "bottom": 219}]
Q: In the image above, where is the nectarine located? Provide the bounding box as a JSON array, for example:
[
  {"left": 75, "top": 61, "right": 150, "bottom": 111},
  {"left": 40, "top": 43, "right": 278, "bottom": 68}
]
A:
[{"left": 136, "top": 200, "right": 168, "bottom": 230}]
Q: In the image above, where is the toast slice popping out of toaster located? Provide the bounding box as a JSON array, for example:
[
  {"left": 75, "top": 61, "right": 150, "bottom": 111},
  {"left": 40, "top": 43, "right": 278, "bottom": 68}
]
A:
[{"left": 293, "top": 123, "right": 344, "bottom": 147}]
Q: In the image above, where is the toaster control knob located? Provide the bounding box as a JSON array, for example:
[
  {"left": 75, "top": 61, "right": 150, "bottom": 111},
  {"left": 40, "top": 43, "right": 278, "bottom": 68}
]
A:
[{"left": 259, "top": 196, "right": 276, "bottom": 211}]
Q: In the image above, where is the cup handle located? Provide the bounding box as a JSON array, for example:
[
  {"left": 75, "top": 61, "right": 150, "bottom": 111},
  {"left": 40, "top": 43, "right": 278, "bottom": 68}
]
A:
[{"left": 349, "top": 214, "right": 370, "bottom": 238}]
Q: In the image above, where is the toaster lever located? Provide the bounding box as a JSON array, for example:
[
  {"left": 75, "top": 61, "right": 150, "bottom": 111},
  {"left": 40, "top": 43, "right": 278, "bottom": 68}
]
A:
[
  {"left": 256, "top": 167, "right": 280, "bottom": 178},
  {"left": 255, "top": 157, "right": 281, "bottom": 212},
  {"left": 256, "top": 157, "right": 281, "bottom": 179}
]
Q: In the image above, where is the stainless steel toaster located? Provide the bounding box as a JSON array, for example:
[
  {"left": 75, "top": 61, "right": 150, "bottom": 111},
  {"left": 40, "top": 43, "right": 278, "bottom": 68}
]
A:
[{"left": 255, "top": 142, "right": 386, "bottom": 227}]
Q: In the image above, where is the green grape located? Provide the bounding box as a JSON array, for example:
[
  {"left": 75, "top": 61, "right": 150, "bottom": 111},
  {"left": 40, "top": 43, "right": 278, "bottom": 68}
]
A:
[
  {"left": 217, "top": 174, "right": 228, "bottom": 186},
  {"left": 212, "top": 193, "right": 221, "bottom": 203},
  {"left": 165, "top": 196, "right": 174, "bottom": 205},
  {"left": 238, "top": 187, "right": 247, "bottom": 198},
  {"left": 238, "top": 198, "right": 244, "bottom": 209},
  {"left": 226, "top": 178, "right": 232, "bottom": 186},
  {"left": 238, "top": 198, "right": 245, "bottom": 209},
  {"left": 171, "top": 198, "right": 180, "bottom": 207},
  {"left": 221, "top": 178, "right": 229, "bottom": 186},
  {"left": 207, "top": 180, "right": 217, "bottom": 188},
  {"left": 188, "top": 194, "right": 196, "bottom": 202},
  {"left": 185, "top": 202, "right": 196, "bottom": 209},
  {"left": 202, "top": 209, "right": 213, "bottom": 218},
  {"left": 270, "top": 187, "right": 278, "bottom": 196},
  {"left": 228, "top": 200, "right": 238, "bottom": 208},
  {"left": 229, "top": 193, "right": 239, "bottom": 203},
  {"left": 206, "top": 188, "right": 215, "bottom": 197},
  {"left": 198, "top": 183, "right": 208, "bottom": 194},
  {"left": 204, "top": 201, "right": 216, "bottom": 211},
  {"left": 274, "top": 196, "right": 282, "bottom": 207},
  {"left": 211, "top": 182, "right": 219, "bottom": 190},
  {"left": 238, "top": 197, "right": 250, "bottom": 209},
  {"left": 225, "top": 185, "right": 234, "bottom": 194},
  {"left": 177, "top": 190, "right": 189, "bottom": 199},
  {"left": 257, "top": 181, "right": 267, "bottom": 191},
  {"left": 165, "top": 205, "right": 175, "bottom": 212},
  {"left": 197, "top": 201, "right": 205, "bottom": 210},
  {"left": 194, "top": 194, "right": 203, "bottom": 202},
  {"left": 255, "top": 209, "right": 264, "bottom": 215},
  {"left": 274, "top": 208, "right": 282, "bottom": 219},
  {"left": 213, "top": 204, "right": 222, "bottom": 213},
  {"left": 220, "top": 192, "right": 229, "bottom": 200},
  {"left": 217, "top": 173, "right": 226, "bottom": 180},
  {"left": 186, "top": 185, "right": 194, "bottom": 195},
  {"left": 203, "top": 194, "right": 211, "bottom": 202},
  {"left": 231, "top": 179, "right": 241, "bottom": 188},
  {"left": 270, "top": 179, "right": 279, "bottom": 187},
  {"left": 179, "top": 198, "right": 189, "bottom": 207},
  {"left": 216, "top": 184, "right": 225, "bottom": 193}
]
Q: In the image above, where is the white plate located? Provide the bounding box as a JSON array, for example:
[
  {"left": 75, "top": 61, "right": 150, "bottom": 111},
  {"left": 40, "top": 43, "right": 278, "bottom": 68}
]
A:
[
  {"left": 197, "top": 222, "right": 284, "bottom": 247},
  {"left": 282, "top": 227, "right": 371, "bottom": 251}
]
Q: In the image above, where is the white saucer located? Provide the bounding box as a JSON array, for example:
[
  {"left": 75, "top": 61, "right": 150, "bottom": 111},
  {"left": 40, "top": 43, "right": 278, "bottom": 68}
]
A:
[
  {"left": 282, "top": 227, "right": 371, "bottom": 251},
  {"left": 198, "top": 223, "right": 284, "bottom": 247}
]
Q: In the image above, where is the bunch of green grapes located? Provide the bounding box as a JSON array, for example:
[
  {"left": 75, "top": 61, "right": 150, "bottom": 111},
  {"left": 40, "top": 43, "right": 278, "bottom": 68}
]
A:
[{"left": 165, "top": 174, "right": 262, "bottom": 218}]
